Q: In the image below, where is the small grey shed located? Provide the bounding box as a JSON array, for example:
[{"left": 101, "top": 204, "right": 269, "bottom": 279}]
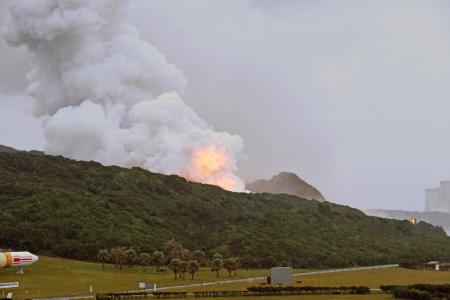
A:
[{"left": 270, "top": 267, "right": 293, "bottom": 285}]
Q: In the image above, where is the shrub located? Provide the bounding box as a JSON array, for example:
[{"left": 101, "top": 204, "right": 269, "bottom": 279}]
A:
[
  {"left": 391, "top": 286, "right": 432, "bottom": 300},
  {"left": 247, "top": 286, "right": 370, "bottom": 295},
  {"left": 380, "top": 285, "right": 397, "bottom": 292}
]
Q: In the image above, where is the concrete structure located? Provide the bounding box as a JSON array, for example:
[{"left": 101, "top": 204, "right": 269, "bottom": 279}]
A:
[
  {"left": 425, "top": 181, "right": 450, "bottom": 213},
  {"left": 270, "top": 267, "right": 293, "bottom": 285}
]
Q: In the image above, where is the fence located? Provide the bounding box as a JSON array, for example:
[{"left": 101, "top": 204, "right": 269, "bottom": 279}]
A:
[{"left": 96, "top": 285, "right": 371, "bottom": 299}]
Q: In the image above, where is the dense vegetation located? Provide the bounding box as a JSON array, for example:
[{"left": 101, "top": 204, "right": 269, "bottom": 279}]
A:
[
  {"left": 365, "top": 209, "right": 450, "bottom": 235},
  {"left": 97, "top": 285, "right": 372, "bottom": 299},
  {"left": 386, "top": 284, "right": 450, "bottom": 299},
  {"left": 1, "top": 148, "right": 450, "bottom": 268},
  {"left": 247, "top": 285, "right": 371, "bottom": 294},
  {"left": 97, "top": 240, "right": 238, "bottom": 280}
]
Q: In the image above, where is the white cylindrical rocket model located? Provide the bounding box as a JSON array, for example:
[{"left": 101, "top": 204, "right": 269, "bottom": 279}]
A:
[{"left": 0, "top": 252, "right": 39, "bottom": 269}]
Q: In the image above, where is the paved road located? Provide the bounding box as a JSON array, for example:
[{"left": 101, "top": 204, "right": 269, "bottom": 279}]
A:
[
  {"left": 293, "top": 264, "right": 399, "bottom": 277},
  {"left": 155, "top": 264, "right": 399, "bottom": 291},
  {"left": 33, "top": 264, "right": 399, "bottom": 300}
]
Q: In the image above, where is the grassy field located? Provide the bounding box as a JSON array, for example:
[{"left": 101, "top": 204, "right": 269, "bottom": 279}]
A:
[
  {"left": 172, "top": 267, "right": 450, "bottom": 292},
  {"left": 0, "top": 256, "right": 272, "bottom": 299},
  {"left": 1, "top": 256, "right": 450, "bottom": 299}
]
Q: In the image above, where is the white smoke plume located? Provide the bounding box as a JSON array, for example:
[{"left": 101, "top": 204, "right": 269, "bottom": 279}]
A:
[{"left": 2, "top": 0, "right": 245, "bottom": 191}]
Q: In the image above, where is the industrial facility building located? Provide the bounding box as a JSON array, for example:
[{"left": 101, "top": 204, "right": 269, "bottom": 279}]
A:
[{"left": 425, "top": 181, "right": 450, "bottom": 213}]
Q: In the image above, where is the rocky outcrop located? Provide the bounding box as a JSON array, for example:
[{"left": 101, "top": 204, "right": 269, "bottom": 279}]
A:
[{"left": 246, "top": 172, "right": 326, "bottom": 202}]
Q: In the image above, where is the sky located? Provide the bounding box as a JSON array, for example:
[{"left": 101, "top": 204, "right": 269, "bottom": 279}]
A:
[{"left": 1, "top": 0, "right": 450, "bottom": 211}]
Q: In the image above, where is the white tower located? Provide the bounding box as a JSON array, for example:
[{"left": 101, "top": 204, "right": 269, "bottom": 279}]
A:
[{"left": 425, "top": 181, "right": 450, "bottom": 213}]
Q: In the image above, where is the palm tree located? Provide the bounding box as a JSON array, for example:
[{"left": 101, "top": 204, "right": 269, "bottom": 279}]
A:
[
  {"left": 234, "top": 257, "right": 240, "bottom": 277},
  {"left": 110, "top": 247, "right": 119, "bottom": 269},
  {"left": 169, "top": 258, "right": 182, "bottom": 280},
  {"left": 111, "top": 247, "right": 128, "bottom": 270},
  {"left": 180, "top": 248, "right": 190, "bottom": 261},
  {"left": 211, "top": 257, "right": 223, "bottom": 278},
  {"left": 97, "top": 249, "right": 110, "bottom": 270},
  {"left": 212, "top": 253, "right": 223, "bottom": 260},
  {"left": 193, "top": 250, "right": 205, "bottom": 265},
  {"left": 163, "top": 239, "right": 183, "bottom": 260},
  {"left": 188, "top": 260, "right": 199, "bottom": 280},
  {"left": 152, "top": 251, "right": 164, "bottom": 272},
  {"left": 138, "top": 252, "right": 151, "bottom": 271},
  {"left": 224, "top": 257, "right": 238, "bottom": 277},
  {"left": 180, "top": 260, "right": 189, "bottom": 280},
  {"left": 126, "top": 248, "right": 137, "bottom": 268}
]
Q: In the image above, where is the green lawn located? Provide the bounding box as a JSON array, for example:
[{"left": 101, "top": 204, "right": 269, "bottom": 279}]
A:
[
  {"left": 173, "top": 267, "right": 450, "bottom": 292},
  {"left": 0, "top": 256, "right": 270, "bottom": 299},
  {"left": 1, "top": 256, "right": 450, "bottom": 299},
  {"left": 298, "top": 267, "right": 450, "bottom": 287}
]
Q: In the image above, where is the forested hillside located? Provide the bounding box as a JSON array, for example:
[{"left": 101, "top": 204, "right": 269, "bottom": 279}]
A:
[
  {"left": 1, "top": 149, "right": 450, "bottom": 268},
  {"left": 365, "top": 209, "right": 450, "bottom": 235}
]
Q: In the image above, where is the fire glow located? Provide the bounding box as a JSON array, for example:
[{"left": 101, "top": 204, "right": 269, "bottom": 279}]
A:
[{"left": 186, "top": 145, "right": 239, "bottom": 191}]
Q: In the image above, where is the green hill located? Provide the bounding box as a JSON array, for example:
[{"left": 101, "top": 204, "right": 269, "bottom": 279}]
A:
[
  {"left": 1, "top": 148, "right": 449, "bottom": 268},
  {"left": 365, "top": 209, "right": 450, "bottom": 235},
  {"left": 0, "top": 145, "right": 18, "bottom": 153}
]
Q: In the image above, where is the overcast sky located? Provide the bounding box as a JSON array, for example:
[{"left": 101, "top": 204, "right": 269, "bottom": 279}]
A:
[{"left": 2, "top": 0, "right": 450, "bottom": 211}]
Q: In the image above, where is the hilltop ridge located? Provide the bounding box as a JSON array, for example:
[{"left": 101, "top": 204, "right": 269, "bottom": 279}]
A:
[
  {"left": 0, "top": 144, "right": 43, "bottom": 155},
  {"left": 246, "top": 172, "right": 326, "bottom": 202}
]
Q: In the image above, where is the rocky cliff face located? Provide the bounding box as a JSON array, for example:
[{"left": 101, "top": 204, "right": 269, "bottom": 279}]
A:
[{"left": 246, "top": 172, "right": 326, "bottom": 202}]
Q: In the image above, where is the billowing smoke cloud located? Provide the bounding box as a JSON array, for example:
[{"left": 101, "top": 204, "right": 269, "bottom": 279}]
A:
[{"left": 2, "top": 0, "right": 245, "bottom": 191}]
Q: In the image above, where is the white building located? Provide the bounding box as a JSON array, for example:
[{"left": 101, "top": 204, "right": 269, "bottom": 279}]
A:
[{"left": 425, "top": 181, "right": 450, "bottom": 213}]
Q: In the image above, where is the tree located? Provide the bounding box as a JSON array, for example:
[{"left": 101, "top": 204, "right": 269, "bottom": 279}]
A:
[
  {"left": 97, "top": 249, "right": 110, "bottom": 270},
  {"left": 110, "top": 248, "right": 119, "bottom": 269},
  {"left": 126, "top": 248, "right": 137, "bottom": 268},
  {"left": 152, "top": 251, "right": 164, "bottom": 272},
  {"left": 111, "top": 247, "right": 127, "bottom": 270},
  {"left": 234, "top": 257, "right": 241, "bottom": 276},
  {"left": 213, "top": 253, "right": 223, "bottom": 260},
  {"left": 138, "top": 252, "right": 151, "bottom": 271},
  {"left": 211, "top": 257, "right": 223, "bottom": 278},
  {"left": 188, "top": 260, "right": 199, "bottom": 280},
  {"left": 169, "top": 258, "right": 182, "bottom": 280},
  {"left": 224, "top": 257, "right": 239, "bottom": 277},
  {"left": 193, "top": 250, "right": 205, "bottom": 265},
  {"left": 163, "top": 239, "right": 183, "bottom": 260},
  {"left": 180, "top": 248, "right": 190, "bottom": 261},
  {"left": 180, "top": 260, "right": 189, "bottom": 280}
]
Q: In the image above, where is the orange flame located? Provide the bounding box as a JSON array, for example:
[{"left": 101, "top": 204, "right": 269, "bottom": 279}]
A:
[
  {"left": 214, "top": 176, "right": 237, "bottom": 191},
  {"left": 186, "top": 145, "right": 238, "bottom": 191},
  {"left": 192, "top": 146, "right": 229, "bottom": 174}
]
